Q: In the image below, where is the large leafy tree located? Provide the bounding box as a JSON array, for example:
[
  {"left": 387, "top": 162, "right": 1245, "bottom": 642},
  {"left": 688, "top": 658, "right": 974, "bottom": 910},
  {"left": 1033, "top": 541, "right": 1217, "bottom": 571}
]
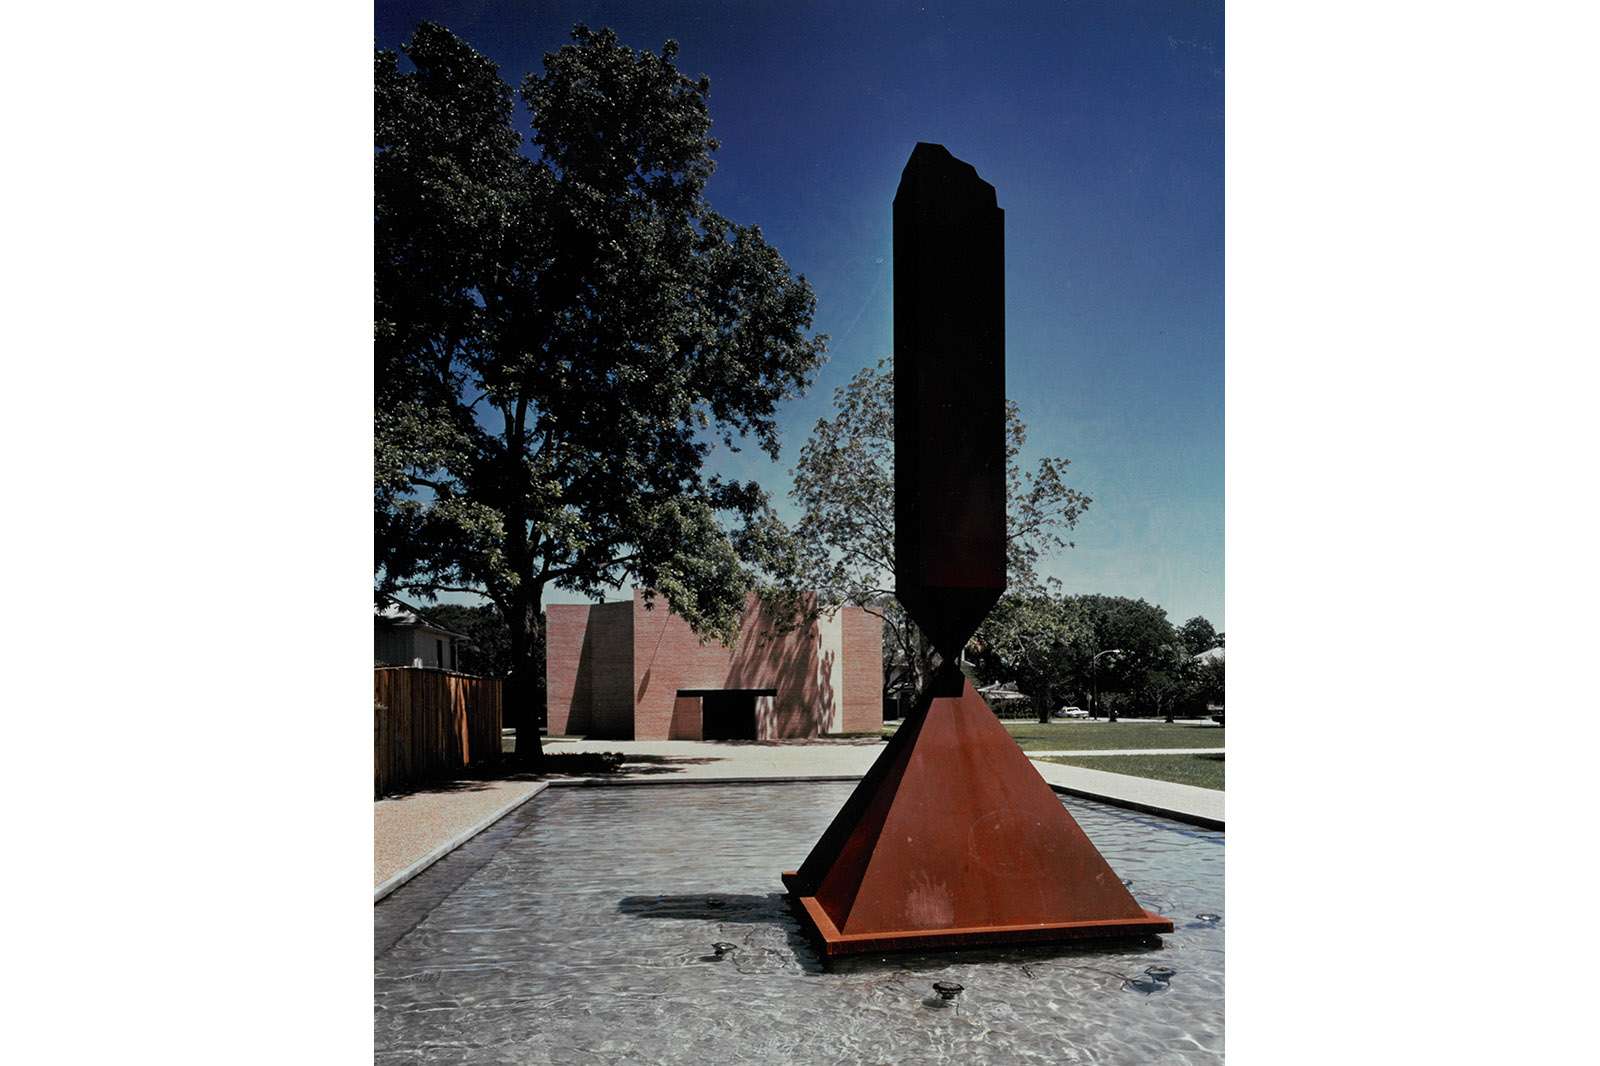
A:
[
  {"left": 789, "top": 358, "right": 1090, "bottom": 698},
  {"left": 1177, "top": 615, "right": 1222, "bottom": 657},
  {"left": 1067, "top": 594, "right": 1180, "bottom": 721},
  {"left": 1196, "top": 655, "right": 1225, "bottom": 710},
  {"left": 977, "top": 592, "right": 1184, "bottom": 721},
  {"left": 376, "top": 24, "right": 826, "bottom": 757},
  {"left": 971, "top": 593, "right": 1090, "bottom": 724}
]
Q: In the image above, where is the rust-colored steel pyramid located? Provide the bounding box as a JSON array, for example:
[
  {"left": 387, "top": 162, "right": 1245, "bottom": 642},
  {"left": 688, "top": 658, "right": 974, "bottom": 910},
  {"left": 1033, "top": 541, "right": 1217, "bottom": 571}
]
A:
[{"left": 783, "top": 669, "right": 1173, "bottom": 956}]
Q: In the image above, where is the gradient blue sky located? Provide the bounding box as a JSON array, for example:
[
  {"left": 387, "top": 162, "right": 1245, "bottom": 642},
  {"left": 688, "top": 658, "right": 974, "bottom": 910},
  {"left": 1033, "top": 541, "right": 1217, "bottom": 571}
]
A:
[{"left": 378, "top": 0, "right": 1224, "bottom": 629}]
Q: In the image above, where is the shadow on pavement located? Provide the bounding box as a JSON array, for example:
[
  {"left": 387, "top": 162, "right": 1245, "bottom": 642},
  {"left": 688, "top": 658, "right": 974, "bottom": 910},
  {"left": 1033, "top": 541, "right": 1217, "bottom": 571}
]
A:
[{"left": 376, "top": 752, "right": 727, "bottom": 799}]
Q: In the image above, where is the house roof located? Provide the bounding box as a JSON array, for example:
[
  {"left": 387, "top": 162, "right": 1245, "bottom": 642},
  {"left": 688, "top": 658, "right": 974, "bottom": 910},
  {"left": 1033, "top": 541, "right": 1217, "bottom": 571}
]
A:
[
  {"left": 374, "top": 602, "right": 469, "bottom": 641},
  {"left": 977, "top": 681, "right": 1030, "bottom": 702},
  {"left": 1193, "top": 646, "right": 1225, "bottom": 663}
]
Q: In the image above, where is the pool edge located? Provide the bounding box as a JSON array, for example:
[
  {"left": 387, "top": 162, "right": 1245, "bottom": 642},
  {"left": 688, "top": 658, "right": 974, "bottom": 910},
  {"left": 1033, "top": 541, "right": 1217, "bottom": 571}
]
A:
[{"left": 374, "top": 772, "right": 1221, "bottom": 906}]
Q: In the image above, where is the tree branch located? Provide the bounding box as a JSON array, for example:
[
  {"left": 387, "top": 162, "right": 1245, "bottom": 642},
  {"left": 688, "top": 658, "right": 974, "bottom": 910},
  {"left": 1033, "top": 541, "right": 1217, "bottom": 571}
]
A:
[{"left": 395, "top": 582, "right": 492, "bottom": 599}]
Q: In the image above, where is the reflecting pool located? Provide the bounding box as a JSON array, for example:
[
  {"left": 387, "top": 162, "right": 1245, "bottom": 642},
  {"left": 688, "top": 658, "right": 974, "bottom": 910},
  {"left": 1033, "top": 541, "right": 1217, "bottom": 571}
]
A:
[{"left": 376, "top": 781, "right": 1223, "bottom": 1064}]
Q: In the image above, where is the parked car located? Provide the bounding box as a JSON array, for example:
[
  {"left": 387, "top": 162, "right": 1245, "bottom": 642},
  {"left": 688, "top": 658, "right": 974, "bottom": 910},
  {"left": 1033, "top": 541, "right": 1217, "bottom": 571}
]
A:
[{"left": 1053, "top": 705, "right": 1089, "bottom": 719}]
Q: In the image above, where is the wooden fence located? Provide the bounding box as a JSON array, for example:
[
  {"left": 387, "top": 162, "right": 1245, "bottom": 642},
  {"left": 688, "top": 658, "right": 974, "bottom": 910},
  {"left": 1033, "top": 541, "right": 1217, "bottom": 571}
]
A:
[{"left": 375, "top": 667, "right": 503, "bottom": 797}]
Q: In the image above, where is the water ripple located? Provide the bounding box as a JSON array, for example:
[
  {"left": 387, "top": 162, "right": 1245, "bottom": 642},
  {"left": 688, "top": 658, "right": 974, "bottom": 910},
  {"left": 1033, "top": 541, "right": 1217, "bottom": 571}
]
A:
[{"left": 376, "top": 781, "right": 1224, "bottom": 1064}]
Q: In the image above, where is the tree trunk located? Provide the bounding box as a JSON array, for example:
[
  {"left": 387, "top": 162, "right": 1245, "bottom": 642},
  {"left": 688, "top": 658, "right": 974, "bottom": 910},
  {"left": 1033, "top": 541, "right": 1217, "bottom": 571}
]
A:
[
  {"left": 912, "top": 627, "right": 938, "bottom": 695},
  {"left": 505, "top": 586, "right": 545, "bottom": 762},
  {"left": 1036, "top": 680, "right": 1054, "bottom": 724}
]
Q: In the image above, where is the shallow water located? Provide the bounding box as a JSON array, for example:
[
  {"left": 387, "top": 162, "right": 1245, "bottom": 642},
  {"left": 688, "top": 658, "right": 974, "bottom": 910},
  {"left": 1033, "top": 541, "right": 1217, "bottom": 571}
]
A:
[{"left": 375, "top": 781, "right": 1223, "bottom": 1064}]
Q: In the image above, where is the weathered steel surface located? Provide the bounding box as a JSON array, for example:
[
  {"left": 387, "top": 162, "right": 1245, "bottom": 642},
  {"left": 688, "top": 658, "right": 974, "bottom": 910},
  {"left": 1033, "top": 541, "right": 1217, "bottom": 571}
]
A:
[
  {"left": 893, "top": 142, "right": 1008, "bottom": 661},
  {"left": 784, "top": 671, "right": 1172, "bottom": 956},
  {"left": 784, "top": 144, "right": 1171, "bottom": 956}
]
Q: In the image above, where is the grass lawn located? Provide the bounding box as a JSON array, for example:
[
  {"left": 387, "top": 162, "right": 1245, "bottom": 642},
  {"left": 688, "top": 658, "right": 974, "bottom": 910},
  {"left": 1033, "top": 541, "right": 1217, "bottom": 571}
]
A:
[
  {"left": 1001, "top": 720, "right": 1223, "bottom": 751},
  {"left": 881, "top": 718, "right": 1223, "bottom": 751},
  {"left": 1038, "top": 753, "right": 1225, "bottom": 791}
]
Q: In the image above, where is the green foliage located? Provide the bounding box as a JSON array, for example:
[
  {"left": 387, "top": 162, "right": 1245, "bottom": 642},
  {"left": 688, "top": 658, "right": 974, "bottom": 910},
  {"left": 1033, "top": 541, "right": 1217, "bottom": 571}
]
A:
[
  {"left": 375, "top": 23, "right": 826, "bottom": 750},
  {"left": 974, "top": 591, "right": 1206, "bottom": 720},
  {"left": 788, "top": 358, "right": 1090, "bottom": 695},
  {"left": 1067, "top": 594, "right": 1179, "bottom": 718},
  {"left": 1177, "top": 615, "right": 1221, "bottom": 657},
  {"left": 1195, "top": 655, "right": 1225, "bottom": 708},
  {"left": 972, "top": 593, "right": 1088, "bottom": 723},
  {"left": 418, "top": 603, "right": 519, "bottom": 680}
]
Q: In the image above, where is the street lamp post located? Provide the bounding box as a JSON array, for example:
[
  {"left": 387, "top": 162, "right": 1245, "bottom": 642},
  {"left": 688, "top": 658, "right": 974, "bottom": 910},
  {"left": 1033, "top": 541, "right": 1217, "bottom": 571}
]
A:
[{"left": 1091, "top": 649, "right": 1126, "bottom": 722}]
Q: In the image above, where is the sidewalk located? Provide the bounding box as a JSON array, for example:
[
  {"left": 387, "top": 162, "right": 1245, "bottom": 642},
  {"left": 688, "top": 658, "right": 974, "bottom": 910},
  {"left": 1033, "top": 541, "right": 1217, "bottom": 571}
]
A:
[
  {"left": 540, "top": 736, "right": 886, "bottom": 779},
  {"left": 1032, "top": 760, "right": 1224, "bottom": 827}
]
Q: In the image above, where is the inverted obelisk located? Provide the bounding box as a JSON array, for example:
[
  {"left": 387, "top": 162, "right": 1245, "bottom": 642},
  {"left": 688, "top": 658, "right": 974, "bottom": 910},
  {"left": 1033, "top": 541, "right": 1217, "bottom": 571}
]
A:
[
  {"left": 893, "top": 141, "right": 1008, "bottom": 662},
  {"left": 783, "top": 143, "right": 1172, "bottom": 956}
]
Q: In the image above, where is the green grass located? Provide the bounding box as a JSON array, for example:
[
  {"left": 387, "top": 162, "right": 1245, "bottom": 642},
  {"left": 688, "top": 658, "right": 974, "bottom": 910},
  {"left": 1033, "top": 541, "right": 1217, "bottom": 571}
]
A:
[
  {"left": 882, "top": 718, "right": 1223, "bottom": 751},
  {"left": 882, "top": 718, "right": 1224, "bottom": 745},
  {"left": 1038, "top": 753, "right": 1225, "bottom": 791},
  {"left": 1000, "top": 719, "right": 1222, "bottom": 751}
]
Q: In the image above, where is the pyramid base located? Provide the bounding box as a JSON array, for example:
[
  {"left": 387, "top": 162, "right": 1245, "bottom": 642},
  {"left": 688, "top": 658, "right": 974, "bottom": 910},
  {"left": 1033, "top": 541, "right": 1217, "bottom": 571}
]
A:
[
  {"left": 783, "top": 871, "right": 1171, "bottom": 957},
  {"left": 780, "top": 671, "right": 1176, "bottom": 958}
]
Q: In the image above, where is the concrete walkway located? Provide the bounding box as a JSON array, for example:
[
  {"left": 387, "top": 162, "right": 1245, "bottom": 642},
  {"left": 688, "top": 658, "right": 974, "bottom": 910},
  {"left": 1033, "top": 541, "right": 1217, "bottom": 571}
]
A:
[
  {"left": 540, "top": 736, "right": 886, "bottom": 779},
  {"left": 1032, "top": 760, "right": 1224, "bottom": 827},
  {"left": 544, "top": 736, "right": 1224, "bottom": 766}
]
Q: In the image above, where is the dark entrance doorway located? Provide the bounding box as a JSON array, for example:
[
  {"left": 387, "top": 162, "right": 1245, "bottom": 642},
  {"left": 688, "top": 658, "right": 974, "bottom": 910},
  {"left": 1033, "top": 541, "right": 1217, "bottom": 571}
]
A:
[
  {"left": 683, "top": 689, "right": 776, "bottom": 741},
  {"left": 702, "top": 692, "right": 755, "bottom": 740}
]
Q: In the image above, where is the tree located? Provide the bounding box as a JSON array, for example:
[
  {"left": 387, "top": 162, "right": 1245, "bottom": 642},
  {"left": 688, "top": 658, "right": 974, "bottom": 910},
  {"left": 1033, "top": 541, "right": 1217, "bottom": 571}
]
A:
[
  {"left": 420, "top": 603, "right": 517, "bottom": 679},
  {"left": 376, "top": 24, "right": 827, "bottom": 758},
  {"left": 972, "top": 593, "right": 1089, "bottom": 723},
  {"left": 1133, "top": 644, "right": 1200, "bottom": 722},
  {"left": 1197, "top": 655, "right": 1225, "bottom": 709},
  {"left": 788, "top": 359, "right": 1090, "bottom": 699},
  {"left": 1066, "top": 594, "right": 1178, "bottom": 721},
  {"left": 1177, "top": 615, "right": 1221, "bottom": 657}
]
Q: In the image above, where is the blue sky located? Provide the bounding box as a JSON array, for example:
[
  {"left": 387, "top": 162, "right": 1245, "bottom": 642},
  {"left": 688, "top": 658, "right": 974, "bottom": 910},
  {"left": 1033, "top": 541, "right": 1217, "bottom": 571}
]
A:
[{"left": 377, "top": 0, "right": 1224, "bottom": 629}]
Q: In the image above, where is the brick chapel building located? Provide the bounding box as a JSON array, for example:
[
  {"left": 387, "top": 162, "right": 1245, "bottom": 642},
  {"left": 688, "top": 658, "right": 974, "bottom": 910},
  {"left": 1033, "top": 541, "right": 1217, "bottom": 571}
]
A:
[{"left": 546, "top": 590, "right": 882, "bottom": 741}]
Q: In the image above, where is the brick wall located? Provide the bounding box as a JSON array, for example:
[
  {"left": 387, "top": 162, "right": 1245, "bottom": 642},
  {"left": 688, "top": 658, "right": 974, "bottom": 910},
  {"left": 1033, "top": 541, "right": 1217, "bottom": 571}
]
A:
[
  {"left": 840, "top": 607, "right": 884, "bottom": 733},
  {"left": 631, "top": 591, "right": 743, "bottom": 739},
  {"left": 544, "top": 605, "right": 591, "bottom": 736},
  {"left": 731, "top": 597, "right": 834, "bottom": 739},
  {"left": 548, "top": 591, "right": 885, "bottom": 740},
  {"left": 545, "top": 601, "right": 634, "bottom": 737},
  {"left": 588, "top": 601, "right": 634, "bottom": 737}
]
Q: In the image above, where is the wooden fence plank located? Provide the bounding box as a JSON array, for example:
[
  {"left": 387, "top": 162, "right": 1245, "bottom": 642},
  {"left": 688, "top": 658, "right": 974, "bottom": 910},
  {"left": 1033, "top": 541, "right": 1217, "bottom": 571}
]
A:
[{"left": 374, "top": 667, "right": 504, "bottom": 797}]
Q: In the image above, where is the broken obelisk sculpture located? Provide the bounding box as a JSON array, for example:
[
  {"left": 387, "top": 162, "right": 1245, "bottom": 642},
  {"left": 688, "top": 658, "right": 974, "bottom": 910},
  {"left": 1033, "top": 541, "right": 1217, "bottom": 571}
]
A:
[{"left": 782, "top": 143, "right": 1173, "bottom": 956}]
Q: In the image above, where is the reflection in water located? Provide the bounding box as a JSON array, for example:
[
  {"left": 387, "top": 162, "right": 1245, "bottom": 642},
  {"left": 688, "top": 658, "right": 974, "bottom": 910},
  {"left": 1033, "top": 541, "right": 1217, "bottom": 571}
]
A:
[{"left": 376, "top": 782, "right": 1224, "bottom": 1065}]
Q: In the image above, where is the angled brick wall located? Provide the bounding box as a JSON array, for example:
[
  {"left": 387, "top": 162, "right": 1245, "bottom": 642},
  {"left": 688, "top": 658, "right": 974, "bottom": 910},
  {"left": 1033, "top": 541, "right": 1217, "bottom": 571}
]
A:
[
  {"left": 724, "top": 595, "right": 834, "bottom": 740},
  {"left": 548, "top": 591, "right": 884, "bottom": 740},
  {"left": 545, "top": 601, "right": 634, "bottom": 737},
  {"left": 840, "top": 607, "right": 884, "bottom": 733},
  {"left": 631, "top": 591, "right": 745, "bottom": 739},
  {"left": 587, "top": 601, "right": 635, "bottom": 738},
  {"left": 544, "top": 605, "right": 591, "bottom": 736}
]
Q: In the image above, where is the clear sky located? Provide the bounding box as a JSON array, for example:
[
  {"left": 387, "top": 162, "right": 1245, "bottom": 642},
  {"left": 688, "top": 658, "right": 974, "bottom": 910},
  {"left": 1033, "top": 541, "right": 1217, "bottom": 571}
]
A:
[{"left": 377, "top": 0, "right": 1225, "bottom": 629}]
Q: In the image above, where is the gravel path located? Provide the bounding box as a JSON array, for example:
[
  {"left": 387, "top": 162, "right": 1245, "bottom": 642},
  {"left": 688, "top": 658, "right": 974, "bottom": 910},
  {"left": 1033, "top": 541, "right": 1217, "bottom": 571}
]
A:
[{"left": 374, "top": 777, "right": 547, "bottom": 890}]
